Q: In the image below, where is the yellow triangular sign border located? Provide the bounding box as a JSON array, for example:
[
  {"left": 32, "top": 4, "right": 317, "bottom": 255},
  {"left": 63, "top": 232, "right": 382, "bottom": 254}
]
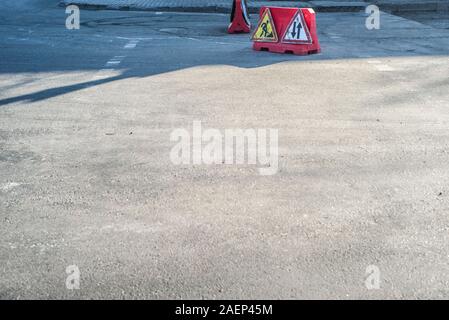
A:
[{"left": 251, "top": 8, "right": 278, "bottom": 43}]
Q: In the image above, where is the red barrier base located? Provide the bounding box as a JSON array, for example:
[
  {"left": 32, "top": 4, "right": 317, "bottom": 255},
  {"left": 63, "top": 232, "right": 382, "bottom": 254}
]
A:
[{"left": 253, "top": 42, "right": 320, "bottom": 55}]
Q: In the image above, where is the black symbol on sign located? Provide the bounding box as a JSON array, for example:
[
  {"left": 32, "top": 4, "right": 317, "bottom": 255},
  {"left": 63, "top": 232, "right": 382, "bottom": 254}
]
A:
[
  {"left": 290, "top": 20, "right": 302, "bottom": 39},
  {"left": 259, "top": 21, "right": 273, "bottom": 38}
]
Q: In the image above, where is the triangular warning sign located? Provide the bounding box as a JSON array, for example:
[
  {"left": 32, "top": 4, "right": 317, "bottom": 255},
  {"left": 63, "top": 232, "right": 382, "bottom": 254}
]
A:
[
  {"left": 282, "top": 10, "right": 312, "bottom": 44},
  {"left": 252, "top": 9, "right": 278, "bottom": 42}
]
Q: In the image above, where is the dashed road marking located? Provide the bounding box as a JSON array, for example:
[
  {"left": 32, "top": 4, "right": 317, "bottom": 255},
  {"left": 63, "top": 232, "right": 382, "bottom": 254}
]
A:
[
  {"left": 375, "top": 65, "right": 395, "bottom": 71},
  {"left": 367, "top": 60, "right": 395, "bottom": 71},
  {"left": 105, "top": 55, "right": 125, "bottom": 67},
  {"left": 92, "top": 68, "right": 117, "bottom": 79},
  {"left": 124, "top": 39, "right": 139, "bottom": 49}
]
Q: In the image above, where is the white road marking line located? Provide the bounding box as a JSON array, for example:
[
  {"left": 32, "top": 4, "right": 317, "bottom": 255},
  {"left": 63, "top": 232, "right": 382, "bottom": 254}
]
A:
[
  {"left": 105, "top": 55, "right": 126, "bottom": 67},
  {"left": 375, "top": 64, "right": 395, "bottom": 71},
  {"left": 116, "top": 36, "right": 153, "bottom": 40},
  {"left": 184, "top": 37, "right": 240, "bottom": 45},
  {"left": 124, "top": 39, "right": 139, "bottom": 49},
  {"left": 366, "top": 60, "right": 395, "bottom": 72},
  {"left": 93, "top": 68, "right": 116, "bottom": 79}
]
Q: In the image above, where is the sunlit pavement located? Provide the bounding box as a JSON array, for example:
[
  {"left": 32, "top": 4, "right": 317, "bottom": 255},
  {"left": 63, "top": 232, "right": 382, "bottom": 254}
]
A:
[{"left": 1, "top": 1, "right": 449, "bottom": 299}]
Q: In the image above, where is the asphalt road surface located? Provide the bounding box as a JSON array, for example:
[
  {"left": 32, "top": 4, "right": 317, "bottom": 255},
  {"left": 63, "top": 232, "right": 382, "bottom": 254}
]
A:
[{"left": 1, "top": 1, "right": 449, "bottom": 299}]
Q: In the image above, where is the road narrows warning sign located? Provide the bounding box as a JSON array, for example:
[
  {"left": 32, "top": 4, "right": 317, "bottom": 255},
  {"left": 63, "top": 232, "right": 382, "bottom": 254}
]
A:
[
  {"left": 282, "top": 9, "right": 312, "bottom": 44},
  {"left": 252, "top": 9, "right": 278, "bottom": 42}
]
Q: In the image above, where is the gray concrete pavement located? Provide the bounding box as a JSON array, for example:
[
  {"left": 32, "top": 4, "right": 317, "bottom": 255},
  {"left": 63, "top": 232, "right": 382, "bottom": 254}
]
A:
[
  {"left": 1, "top": 0, "right": 449, "bottom": 299},
  {"left": 396, "top": 10, "right": 449, "bottom": 28}
]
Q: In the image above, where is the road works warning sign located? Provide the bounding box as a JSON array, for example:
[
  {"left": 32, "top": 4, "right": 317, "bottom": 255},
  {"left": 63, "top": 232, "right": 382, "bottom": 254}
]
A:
[
  {"left": 252, "top": 9, "right": 278, "bottom": 42},
  {"left": 282, "top": 9, "right": 312, "bottom": 44}
]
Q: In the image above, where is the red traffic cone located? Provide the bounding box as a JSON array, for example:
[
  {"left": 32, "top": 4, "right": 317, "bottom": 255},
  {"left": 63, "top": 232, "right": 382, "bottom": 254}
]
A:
[{"left": 228, "top": 0, "right": 251, "bottom": 33}]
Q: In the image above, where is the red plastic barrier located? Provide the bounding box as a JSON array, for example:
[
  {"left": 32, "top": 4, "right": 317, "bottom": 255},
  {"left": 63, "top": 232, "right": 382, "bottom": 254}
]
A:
[
  {"left": 252, "top": 6, "right": 321, "bottom": 55},
  {"left": 228, "top": 0, "right": 251, "bottom": 33}
]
